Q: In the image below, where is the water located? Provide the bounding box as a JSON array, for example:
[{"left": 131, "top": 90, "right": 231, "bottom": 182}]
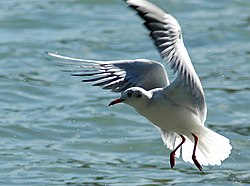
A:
[{"left": 0, "top": 0, "right": 249, "bottom": 185}]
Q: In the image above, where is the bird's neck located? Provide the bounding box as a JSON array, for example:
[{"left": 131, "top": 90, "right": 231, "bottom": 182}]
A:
[{"left": 132, "top": 93, "right": 154, "bottom": 116}]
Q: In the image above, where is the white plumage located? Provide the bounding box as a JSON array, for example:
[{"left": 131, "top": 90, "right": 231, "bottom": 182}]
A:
[{"left": 48, "top": 0, "right": 232, "bottom": 171}]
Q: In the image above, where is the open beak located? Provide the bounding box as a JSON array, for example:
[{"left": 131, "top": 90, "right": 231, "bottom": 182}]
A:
[{"left": 109, "top": 98, "right": 125, "bottom": 106}]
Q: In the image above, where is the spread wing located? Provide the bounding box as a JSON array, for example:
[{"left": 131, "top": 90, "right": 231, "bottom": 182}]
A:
[
  {"left": 126, "top": 0, "right": 207, "bottom": 123},
  {"left": 47, "top": 52, "right": 169, "bottom": 92}
]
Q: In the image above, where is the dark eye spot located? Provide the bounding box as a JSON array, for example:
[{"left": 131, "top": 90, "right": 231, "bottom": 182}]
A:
[
  {"left": 137, "top": 94, "right": 142, "bottom": 98},
  {"left": 127, "top": 92, "right": 132, "bottom": 97}
]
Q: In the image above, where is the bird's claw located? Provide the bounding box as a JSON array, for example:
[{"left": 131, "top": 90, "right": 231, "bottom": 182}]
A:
[
  {"left": 170, "top": 152, "right": 175, "bottom": 168},
  {"left": 192, "top": 156, "right": 203, "bottom": 171}
]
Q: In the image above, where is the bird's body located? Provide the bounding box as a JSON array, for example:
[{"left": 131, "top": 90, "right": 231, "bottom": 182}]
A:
[
  {"left": 140, "top": 89, "right": 202, "bottom": 136},
  {"left": 48, "top": 0, "right": 232, "bottom": 171},
  {"left": 124, "top": 87, "right": 199, "bottom": 135},
  {"left": 109, "top": 86, "right": 231, "bottom": 169}
]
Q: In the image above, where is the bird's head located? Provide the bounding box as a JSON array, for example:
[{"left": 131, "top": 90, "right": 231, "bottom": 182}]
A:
[{"left": 109, "top": 87, "right": 151, "bottom": 108}]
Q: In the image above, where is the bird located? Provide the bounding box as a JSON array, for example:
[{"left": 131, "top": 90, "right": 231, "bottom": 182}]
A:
[{"left": 47, "top": 0, "right": 232, "bottom": 171}]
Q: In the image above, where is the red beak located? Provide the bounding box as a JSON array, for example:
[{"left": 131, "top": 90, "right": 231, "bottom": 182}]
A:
[{"left": 109, "top": 98, "right": 124, "bottom": 106}]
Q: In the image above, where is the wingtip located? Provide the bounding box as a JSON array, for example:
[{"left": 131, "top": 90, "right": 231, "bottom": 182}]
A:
[
  {"left": 44, "top": 51, "right": 57, "bottom": 61},
  {"left": 45, "top": 51, "right": 56, "bottom": 57}
]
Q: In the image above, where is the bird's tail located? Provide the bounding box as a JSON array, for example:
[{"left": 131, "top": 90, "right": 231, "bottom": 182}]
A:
[{"left": 181, "top": 127, "right": 232, "bottom": 166}]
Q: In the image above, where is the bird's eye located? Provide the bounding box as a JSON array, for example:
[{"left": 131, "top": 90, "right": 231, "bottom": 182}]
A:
[
  {"left": 137, "top": 94, "right": 142, "bottom": 98},
  {"left": 127, "top": 92, "right": 132, "bottom": 97}
]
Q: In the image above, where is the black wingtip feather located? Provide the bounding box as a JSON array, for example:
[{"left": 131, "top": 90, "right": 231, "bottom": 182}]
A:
[{"left": 81, "top": 76, "right": 106, "bottom": 83}]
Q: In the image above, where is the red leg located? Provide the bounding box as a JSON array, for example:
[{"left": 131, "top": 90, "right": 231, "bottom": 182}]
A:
[
  {"left": 192, "top": 133, "right": 203, "bottom": 171},
  {"left": 170, "top": 135, "right": 186, "bottom": 169}
]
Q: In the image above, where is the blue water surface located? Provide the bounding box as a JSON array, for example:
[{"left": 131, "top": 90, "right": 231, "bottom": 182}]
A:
[{"left": 0, "top": 0, "right": 249, "bottom": 185}]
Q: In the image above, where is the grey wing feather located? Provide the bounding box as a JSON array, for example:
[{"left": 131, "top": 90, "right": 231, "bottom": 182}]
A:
[
  {"left": 125, "top": 0, "right": 207, "bottom": 123},
  {"left": 47, "top": 52, "right": 169, "bottom": 92}
]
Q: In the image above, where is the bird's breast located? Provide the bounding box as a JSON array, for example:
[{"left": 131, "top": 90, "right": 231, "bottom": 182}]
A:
[{"left": 135, "top": 97, "right": 202, "bottom": 135}]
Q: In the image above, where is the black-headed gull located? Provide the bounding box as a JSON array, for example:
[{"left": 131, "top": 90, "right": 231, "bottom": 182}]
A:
[{"left": 48, "top": 0, "right": 232, "bottom": 171}]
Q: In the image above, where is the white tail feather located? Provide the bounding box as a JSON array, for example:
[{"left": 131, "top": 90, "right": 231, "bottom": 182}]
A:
[
  {"left": 160, "top": 127, "right": 232, "bottom": 166},
  {"left": 194, "top": 127, "right": 232, "bottom": 166}
]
